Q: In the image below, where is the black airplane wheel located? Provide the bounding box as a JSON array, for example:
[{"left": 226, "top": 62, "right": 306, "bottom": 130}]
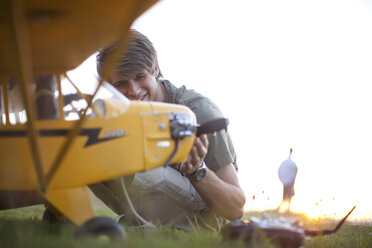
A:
[{"left": 76, "top": 217, "right": 126, "bottom": 240}]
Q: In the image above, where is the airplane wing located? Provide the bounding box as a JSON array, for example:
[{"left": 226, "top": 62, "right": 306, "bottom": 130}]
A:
[{"left": 0, "top": 0, "right": 158, "bottom": 74}]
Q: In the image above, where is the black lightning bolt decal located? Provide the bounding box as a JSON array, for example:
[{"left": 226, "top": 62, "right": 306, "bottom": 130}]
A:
[
  {"left": 0, "top": 128, "right": 124, "bottom": 147},
  {"left": 80, "top": 128, "right": 122, "bottom": 147}
]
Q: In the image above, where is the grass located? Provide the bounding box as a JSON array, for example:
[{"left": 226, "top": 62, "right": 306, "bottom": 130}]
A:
[{"left": 0, "top": 205, "right": 372, "bottom": 248}]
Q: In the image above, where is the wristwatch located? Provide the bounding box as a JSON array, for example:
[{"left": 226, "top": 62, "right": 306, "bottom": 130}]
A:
[{"left": 186, "top": 161, "right": 207, "bottom": 182}]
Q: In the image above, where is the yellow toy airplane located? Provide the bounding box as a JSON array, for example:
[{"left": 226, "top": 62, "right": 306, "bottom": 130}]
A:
[{"left": 0, "top": 0, "right": 227, "bottom": 237}]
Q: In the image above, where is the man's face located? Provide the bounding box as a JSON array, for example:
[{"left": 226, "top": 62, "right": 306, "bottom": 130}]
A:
[{"left": 109, "top": 68, "right": 160, "bottom": 102}]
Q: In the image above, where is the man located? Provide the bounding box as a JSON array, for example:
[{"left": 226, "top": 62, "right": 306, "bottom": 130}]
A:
[{"left": 92, "top": 30, "right": 245, "bottom": 230}]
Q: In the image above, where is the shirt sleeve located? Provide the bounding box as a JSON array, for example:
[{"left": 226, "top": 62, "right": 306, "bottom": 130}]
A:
[{"left": 188, "top": 97, "right": 237, "bottom": 172}]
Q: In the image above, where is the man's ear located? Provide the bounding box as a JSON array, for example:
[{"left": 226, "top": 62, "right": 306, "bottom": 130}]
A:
[{"left": 154, "top": 65, "right": 159, "bottom": 78}]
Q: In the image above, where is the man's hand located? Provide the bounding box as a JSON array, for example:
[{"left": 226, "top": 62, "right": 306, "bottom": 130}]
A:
[{"left": 179, "top": 134, "right": 208, "bottom": 176}]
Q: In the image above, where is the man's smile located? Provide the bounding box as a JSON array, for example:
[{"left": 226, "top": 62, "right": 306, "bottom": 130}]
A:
[
  {"left": 131, "top": 92, "right": 148, "bottom": 101},
  {"left": 140, "top": 93, "right": 147, "bottom": 101}
]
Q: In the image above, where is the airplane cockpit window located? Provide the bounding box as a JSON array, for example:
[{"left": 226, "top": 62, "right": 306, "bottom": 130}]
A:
[
  {"left": 61, "top": 75, "right": 130, "bottom": 120},
  {"left": 61, "top": 77, "right": 95, "bottom": 121},
  {"left": 62, "top": 74, "right": 130, "bottom": 120},
  {"left": 92, "top": 82, "right": 130, "bottom": 119},
  {"left": 7, "top": 78, "right": 27, "bottom": 125},
  {"left": 0, "top": 76, "right": 62, "bottom": 125}
]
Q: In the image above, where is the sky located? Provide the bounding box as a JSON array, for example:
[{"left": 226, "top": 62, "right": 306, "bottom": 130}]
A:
[{"left": 69, "top": 0, "right": 372, "bottom": 221}]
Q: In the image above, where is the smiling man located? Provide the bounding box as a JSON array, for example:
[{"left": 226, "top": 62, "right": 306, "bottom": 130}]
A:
[{"left": 91, "top": 30, "right": 245, "bottom": 230}]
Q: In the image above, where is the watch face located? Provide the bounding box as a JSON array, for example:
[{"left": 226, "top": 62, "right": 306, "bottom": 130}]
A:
[{"left": 195, "top": 167, "right": 207, "bottom": 181}]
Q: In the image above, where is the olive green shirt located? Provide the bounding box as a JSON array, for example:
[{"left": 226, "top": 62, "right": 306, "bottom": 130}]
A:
[{"left": 162, "top": 80, "right": 237, "bottom": 171}]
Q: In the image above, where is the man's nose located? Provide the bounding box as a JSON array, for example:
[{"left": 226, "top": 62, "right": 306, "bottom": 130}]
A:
[{"left": 126, "top": 80, "right": 140, "bottom": 98}]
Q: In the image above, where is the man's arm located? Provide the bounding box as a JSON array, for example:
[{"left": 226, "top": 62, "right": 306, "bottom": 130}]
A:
[
  {"left": 179, "top": 135, "right": 246, "bottom": 220},
  {"left": 192, "top": 163, "right": 246, "bottom": 220}
]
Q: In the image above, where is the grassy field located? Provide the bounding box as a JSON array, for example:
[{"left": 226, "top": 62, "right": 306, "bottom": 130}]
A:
[{"left": 0, "top": 204, "right": 371, "bottom": 248}]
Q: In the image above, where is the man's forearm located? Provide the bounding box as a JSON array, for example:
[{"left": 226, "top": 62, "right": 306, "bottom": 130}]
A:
[{"left": 191, "top": 167, "right": 246, "bottom": 220}]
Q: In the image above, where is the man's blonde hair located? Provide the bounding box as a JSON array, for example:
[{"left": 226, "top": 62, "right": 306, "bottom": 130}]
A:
[{"left": 96, "top": 29, "right": 162, "bottom": 80}]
